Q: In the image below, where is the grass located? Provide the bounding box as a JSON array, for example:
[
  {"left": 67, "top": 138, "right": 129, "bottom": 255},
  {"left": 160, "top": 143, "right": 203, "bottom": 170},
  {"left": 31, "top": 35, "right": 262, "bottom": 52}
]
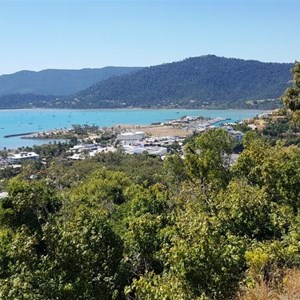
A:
[{"left": 238, "top": 269, "right": 300, "bottom": 300}]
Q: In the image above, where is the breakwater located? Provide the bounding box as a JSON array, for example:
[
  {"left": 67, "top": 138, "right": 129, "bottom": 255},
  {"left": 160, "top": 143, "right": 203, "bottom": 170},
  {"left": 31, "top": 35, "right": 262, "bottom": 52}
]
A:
[{"left": 4, "top": 132, "right": 36, "bottom": 138}]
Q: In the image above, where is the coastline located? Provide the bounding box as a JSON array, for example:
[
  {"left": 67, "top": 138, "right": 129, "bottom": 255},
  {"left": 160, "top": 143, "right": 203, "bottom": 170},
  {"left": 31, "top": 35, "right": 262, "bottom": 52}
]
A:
[
  {"left": 0, "top": 107, "right": 270, "bottom": 112},
  {"left": 0, "top": 108, "right": 265, "bottom": 149}
]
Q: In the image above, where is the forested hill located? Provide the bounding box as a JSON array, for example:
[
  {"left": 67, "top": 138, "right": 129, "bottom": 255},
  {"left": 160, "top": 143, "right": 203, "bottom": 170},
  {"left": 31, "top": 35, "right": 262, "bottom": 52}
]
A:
[
  {"left": 0, "top": 67, "right": 142, "bottom": 96},
  {"left": 0, "top": 56, "right": 293, "bottom": 109},
  {"left": 72, "top": 55, "right": 293, "bottom": 108}
]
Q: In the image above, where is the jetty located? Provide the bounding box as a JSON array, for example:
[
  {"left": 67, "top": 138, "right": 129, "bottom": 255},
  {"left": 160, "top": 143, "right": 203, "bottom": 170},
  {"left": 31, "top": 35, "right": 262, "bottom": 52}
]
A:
[{"left": 4, "top": 132, "right": 36, "bottom": 138}]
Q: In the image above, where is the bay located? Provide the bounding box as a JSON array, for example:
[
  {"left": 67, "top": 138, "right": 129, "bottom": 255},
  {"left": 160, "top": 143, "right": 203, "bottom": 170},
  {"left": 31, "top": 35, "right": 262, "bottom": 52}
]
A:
[{"left": 0, "top": 109, "right": 265, "bottom": 150}]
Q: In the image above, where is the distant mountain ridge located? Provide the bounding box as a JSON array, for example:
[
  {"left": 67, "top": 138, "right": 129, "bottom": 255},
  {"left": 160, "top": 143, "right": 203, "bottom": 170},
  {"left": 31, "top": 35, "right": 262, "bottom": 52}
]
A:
[
  {"left": 0, "top": 67, "right": 142, "bottom": 96},
  {"left": 0, "top": 55, "right": 294, "bottom": 109},
  {"left": 70, "top": 55, "right": 293, "bottom": 108}
]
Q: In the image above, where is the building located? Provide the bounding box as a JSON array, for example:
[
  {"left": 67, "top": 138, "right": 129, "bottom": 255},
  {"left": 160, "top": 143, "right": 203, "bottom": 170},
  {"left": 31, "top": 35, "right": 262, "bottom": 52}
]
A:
[
  {"left": 89, "top": 146, "right": 117, "bottom": 156},
  {"left": 8, "top": 152, "right": 40, "bottom": 163},
  {"left": 116, "top": 131, "right": 145, "bottom": 145},
  {"left": 223, "top": 126, "right": 244, "bottom": 142},
  {"left": 69, "top": 144, "right": 100, "bottom": 153},
  {"left": 122, "top": 145, "right": 167, "bottom": 156}
]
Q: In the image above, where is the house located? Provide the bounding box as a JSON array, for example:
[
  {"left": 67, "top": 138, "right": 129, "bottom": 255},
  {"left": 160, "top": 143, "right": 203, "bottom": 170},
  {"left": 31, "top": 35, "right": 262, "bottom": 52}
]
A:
[
  {"left": 223, "top": 126, "right": 244, "bottom": 142},
  {"left": 8, "top": 152, "right": 40, "bottom": 163},
  {"left": 122, "top": 145, "right": 167, "bottom": 156},
  {"left": 69, "top": 143, "right": 100, "bottom": 153},
  {"left": 116, "top": 131, "right": 145, "bottom": 145}
]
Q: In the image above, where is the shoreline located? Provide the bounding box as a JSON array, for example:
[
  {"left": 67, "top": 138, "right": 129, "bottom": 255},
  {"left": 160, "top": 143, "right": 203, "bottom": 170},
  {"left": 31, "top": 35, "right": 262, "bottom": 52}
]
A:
[
  {"left": 0, "top": 107, "right": 269, "bottom": 112},
  {"left": 0, "top": 109, "right": 265, "bottom": 149},
  {"left": 18, "top": 116, "right": 229, "bottom": 141}
]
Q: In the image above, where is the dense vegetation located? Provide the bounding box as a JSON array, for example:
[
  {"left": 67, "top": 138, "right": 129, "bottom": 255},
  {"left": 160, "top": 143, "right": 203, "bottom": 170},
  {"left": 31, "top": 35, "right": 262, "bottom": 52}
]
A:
[
  {"left": 70, "top": 55, "right": 293, "bottom": 108},
  {"left": 282, "top": 62, "right": 300, "bottom": 121},
  {"left": 0, "top": 127, "right": 299, "bottom": 299},
  {"left": 0, "top": 56, "right": 292, "bottom": 109},
  {"left": 0, "top": 63, "right": 299, "bottom": 299},
  {"left": 0, "top": 67, "right": 141, "bottom": 96},
  {"left": 260, "top": 63, "right": 300, "bottom": 146},
  {"left": 0, "top": 93, "right": 56, "bottom": 109}
]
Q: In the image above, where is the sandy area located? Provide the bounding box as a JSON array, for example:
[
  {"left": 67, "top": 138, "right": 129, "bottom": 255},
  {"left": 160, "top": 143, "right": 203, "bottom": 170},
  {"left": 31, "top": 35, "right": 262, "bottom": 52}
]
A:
[
  {"left": 142, "top": 125, "right": 192, "bottom": 137},
  {"left": 113, "top": 124, "right": 192, "bottom": 137}
]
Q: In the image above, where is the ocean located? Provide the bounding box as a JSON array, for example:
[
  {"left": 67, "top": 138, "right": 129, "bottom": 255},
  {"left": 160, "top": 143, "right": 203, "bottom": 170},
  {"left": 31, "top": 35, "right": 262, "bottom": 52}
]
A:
[{"left": 0, "top": 109, "right": 264, "bottom": 149}]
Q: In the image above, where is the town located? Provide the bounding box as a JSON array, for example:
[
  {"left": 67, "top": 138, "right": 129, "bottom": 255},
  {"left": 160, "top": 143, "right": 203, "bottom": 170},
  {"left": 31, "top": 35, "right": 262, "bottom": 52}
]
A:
[{"left": 0, "top": 114, "right": 247, "bottom": 166}]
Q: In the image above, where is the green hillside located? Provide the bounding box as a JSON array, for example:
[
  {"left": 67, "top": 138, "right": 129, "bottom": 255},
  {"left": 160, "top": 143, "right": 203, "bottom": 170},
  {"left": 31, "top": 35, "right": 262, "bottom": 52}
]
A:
[
  {"left": 70, "top": 55, "right": 293, "bottom": 108},
  {"left": 0, "top": 56, "right": 293, "bottom": 109}
]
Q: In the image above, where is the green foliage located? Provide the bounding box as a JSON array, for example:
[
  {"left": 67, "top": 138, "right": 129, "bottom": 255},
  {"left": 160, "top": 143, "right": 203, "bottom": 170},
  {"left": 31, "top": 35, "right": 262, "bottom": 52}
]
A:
[
  {"left": 282, "top": 62, "right": 300, "bottom": 112},
  {"left": 121, "top": 183, "right": 168, "bottom": 218},
  {"left": 262, "top": 119, "right": 290, "bottom": 138},
  {"left": 116, "top": 184, "right": 169, "bottom": 278},
  {"left": 234, "top": 141, "right": 300, "bottom": 211},
  {"left": 163, "top": 153, "right": 188, "bottom": 188},
  {"left": 127, "top": 271, "right": 194, "bottom": 300},
  {"left": 185, "top": 128, "right": 236, "bottom": 189},
  {"left": 0, "top": 166, "right": 20, "bottom": 180},
  {"left": 260, "top": 116, "right": 300, "bottom": 146},
  {"left": 45, "top": 159, "right": 100, "bottom": 189},
  {"left": 68, "top": 167, "right": 130, "bottom": 211},
  {"left": 0, "top": 93, "right": 56, "bottom": 109},
  {"left": 0, "top": 128, "right": 299, "bottom": 299},
  {"left": 0, "top": 179, "right": 61, "bottom": 232},
  {"left": 42, "top": 210, "right": 126, "bottom": 300},
  {"left": 157, "top": 198, "right": 247, "bottom": 300},
  {"left": 73, "top": 55, "right": 292, "bottom": 109},
  {"left": 217, "top": 179, "right": 293, "bottom": 241},
  {"left": 33, "top": 142, "right": 70, "bottom": 158},
  {"left": 92, "top": 151, "right": 164, "bottom": 186},
  {"left": 0, "top": 211, "right": 126, "bottom": 300}
]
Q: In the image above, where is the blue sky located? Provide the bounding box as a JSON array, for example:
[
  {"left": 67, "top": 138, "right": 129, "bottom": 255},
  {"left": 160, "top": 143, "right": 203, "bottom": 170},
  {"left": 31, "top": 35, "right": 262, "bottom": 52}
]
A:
[{"left": 0, "top": 0, "right": 299, "bottom": 74}]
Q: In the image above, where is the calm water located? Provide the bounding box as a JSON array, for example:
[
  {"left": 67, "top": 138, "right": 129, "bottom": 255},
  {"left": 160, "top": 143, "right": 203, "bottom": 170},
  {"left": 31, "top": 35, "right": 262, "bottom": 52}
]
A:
[{"left": 0, "top": 109, "right": 264, "bottom": 149}]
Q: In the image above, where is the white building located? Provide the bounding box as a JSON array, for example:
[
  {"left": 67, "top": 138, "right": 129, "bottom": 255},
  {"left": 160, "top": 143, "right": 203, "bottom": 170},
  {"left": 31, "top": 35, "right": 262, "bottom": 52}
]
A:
[
  {"left": 69, "top": 144, "right": 100, "bottom": 153},
  {"left": 8, "top": 152, "right": 40, "bottom": 163},
  {"left": 223, "top": 126, "right": 244, "bottom": 142},
  {"left": 67, "top": 153, "right": 85, "bottom": 160},
  {"left": 116, "top": 131, "right": 145, "bottom": 145},
  {"left": 122, "top": 145, "right": 167, "bottom": 157},
  {"left": 89, "top": 146, "right": 117, "bottom": 156}
]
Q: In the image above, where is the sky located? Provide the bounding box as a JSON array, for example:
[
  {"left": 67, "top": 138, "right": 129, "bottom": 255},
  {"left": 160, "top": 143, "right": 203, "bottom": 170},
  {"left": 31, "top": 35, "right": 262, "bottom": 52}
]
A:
[{"left": 0, "top": 0, "right": 299, "bottom": 75}]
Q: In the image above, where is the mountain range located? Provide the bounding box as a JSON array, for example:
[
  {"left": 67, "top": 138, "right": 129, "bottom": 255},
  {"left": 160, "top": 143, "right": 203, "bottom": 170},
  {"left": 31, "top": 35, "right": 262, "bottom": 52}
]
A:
[
  {"left": 0, "top": 67, "right": 142, "bottom": 96},
  {"left": 0, "top": 55, "right": 294, "bottom": 109}
]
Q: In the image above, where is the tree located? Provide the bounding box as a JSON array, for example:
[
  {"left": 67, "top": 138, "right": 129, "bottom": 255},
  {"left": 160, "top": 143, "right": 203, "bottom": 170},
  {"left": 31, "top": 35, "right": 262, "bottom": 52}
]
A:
[
  {"left": 0, "top": 210, "right": 126, "bottom": 300},
  {"left": 234, "top": 141, "right": 300, "bottom": 212},
  {"left": 41, "top": 210, "right": 126, "bottom": 300},
  {"left": 282, "top": 62, "right": 300, "bottom": 122},
  {"left": 129, "top": 196, "right": 247, "bottom": 300},
  {"left": 115, "top": 183, "right": 169, "bottom": 279},
  {"left": 163, "top": 153, "right": 188, "bottom": 189},
  {"left": 68, "top": 167, "right": 130, "bottom": 212},
  {"left": 0, "top": 179, "right": 61, "bottom": 233},
  {"left": 185, "top": 129, "right": 236, "bottom": 189}
]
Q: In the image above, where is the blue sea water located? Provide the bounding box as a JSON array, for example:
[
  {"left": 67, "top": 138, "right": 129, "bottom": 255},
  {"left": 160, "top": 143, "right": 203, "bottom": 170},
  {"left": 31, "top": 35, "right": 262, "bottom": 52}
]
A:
[{"left": 0, "top": 109, "right": 264, "bottom": 149}]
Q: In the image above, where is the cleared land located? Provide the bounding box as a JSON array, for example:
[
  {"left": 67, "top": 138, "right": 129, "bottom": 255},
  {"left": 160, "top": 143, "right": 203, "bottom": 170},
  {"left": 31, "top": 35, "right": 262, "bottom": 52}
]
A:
[
  {"left": 140, "top": 125, "right": 191, "bottom": 137},
  {"left": 114, "top": 124, "right": 192, "bottom": 137}
]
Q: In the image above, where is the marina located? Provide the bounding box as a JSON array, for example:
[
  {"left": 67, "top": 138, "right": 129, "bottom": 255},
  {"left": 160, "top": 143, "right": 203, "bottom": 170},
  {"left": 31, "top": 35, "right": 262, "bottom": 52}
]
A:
[{"left": 0, "top": 109, "right": 265, "bottom": 149}]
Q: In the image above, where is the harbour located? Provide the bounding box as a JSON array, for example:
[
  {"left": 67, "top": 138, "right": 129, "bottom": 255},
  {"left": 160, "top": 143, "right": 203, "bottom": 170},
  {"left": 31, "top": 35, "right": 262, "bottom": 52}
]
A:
[{"left": 0, "top": 109, "right": 265, "bottom": 149}]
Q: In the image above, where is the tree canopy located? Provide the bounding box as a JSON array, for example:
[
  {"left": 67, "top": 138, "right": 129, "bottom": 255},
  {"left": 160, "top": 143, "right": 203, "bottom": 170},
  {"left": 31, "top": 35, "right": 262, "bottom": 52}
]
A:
[{"left": 0, "top": 128, "right": 299, "bottom": 299}]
